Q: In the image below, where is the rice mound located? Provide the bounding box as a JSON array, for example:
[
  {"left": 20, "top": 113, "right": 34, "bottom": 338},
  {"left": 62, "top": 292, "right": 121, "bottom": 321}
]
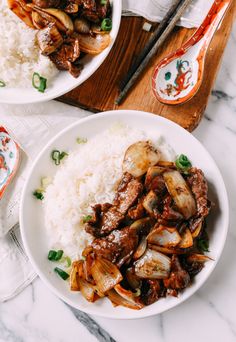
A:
[
  {"left": 43, "top": 124, "right": 176, "bottom": 259},
  {"left": 0, "top": 0, "right": 58, "bottom": 87}
]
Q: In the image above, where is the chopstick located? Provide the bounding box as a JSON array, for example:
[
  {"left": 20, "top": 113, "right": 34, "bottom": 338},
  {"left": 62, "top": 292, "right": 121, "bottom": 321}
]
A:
[{"left": 115, "top": 0, "right": 193, "bottom": 105}]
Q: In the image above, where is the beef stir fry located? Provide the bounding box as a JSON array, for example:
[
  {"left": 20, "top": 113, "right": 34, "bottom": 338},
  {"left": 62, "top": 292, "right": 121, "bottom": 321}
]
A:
[
  {"left": 8, "top": 0, "right": 112, "bottom": 77},
  {"left": 70, "top": 141, "right": 212, "bottom": 309}
]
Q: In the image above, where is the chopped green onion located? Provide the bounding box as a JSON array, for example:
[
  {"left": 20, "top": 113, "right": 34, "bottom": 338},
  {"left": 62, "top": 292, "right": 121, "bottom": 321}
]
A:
[
  {"left": 197, "top": 239, "right": 209, "bottom": 252},
  {"left": 101, "top": 18, "right": 112, "bottom": 31},
  {"left": 82, "top": 215, "right": 92, "bottom": 223},
  {"left": 48, "top": 250, "right": 57, "bottom": 261},
  {"left": 32, "top": 72, "right": 47, "bottom": 93},
  {"left": 133, "top": 288, "right": 141, "bottom": 297},
  {"left": 81, "top": 256, "right": 86, "bottom": 261},
  {"left": 60, "top": 256, "right": 71, "bottom": 267},
  {"left": 51, "top": 150, "right": 68, "bottom": 165},
  {"left": 41, "top": 177, "right": 52, "bottom": 190},
  {"left": 100, "top": 0, "right": 107, "bottom": 4},
  {"left": 76, "top": 137, "right": 88, "bottom": 144},
  {"left": 54, "top": 267, "right": 69, "bottom": 280},
  {"left": 0, "top": 80, "right": 6, "bottom": 87},
  {"left": 33, "top": 190, "right": 44, "bottom": 200},
  {"left": 54, "top": 250, "right": 64, "bottom": 261},
  {"left": 175, "top": 154, "right": 192, "bottom": 171}
]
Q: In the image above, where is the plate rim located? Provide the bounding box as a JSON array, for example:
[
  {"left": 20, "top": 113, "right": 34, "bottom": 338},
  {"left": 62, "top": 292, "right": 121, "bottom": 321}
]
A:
[
  {"left": 19, "top": 110, "right": 229, "bottom": 319},
  {"left": 0, "top": 0, "right": 122, "bottom": 105}
]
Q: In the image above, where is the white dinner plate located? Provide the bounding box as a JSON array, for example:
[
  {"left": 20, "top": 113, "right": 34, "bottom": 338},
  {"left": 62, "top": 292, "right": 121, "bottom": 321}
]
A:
[
  {"left": 0, "top": 0, "right": 122, "bottom": 104},
  {"left": 20, "top": 110, "right": 229, "bottom": 319}
]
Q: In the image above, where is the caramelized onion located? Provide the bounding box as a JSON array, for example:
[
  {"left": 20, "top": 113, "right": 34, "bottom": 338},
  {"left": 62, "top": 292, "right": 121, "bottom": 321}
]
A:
[
  {"left": 134, "top": 249, "right": 171, "bottom": 279},
  {"left": 74, "top": 18, "right": 90, "bottom": 34},
  {"left": 91, "top": 258, "right": 123, "bottom": 293},
  {"left": 79, "top": 34, "right": 111, "bottom": 55},
  {"left": 147, "top": 226, "right": 181, "bottom": 247},
  {"left": 192, "top": 221, "right": 203, "bottom": 238},
  {"left": 149, "top": 244, "right": 185, "bottom": 254},
  {"left": 123, "top": 141, "right": 161, "bottom": 177},
  {"left": 163, "top": 170, "right": 197, "bottom": 219},
  {"left": 187, "top": 254, "right": 213, "bottom": 263},
  {"left": 8, "top": 0, "right": 34, "bottom": 28},
  {"left": 133, "top": 237, "right": 147, "bottom": 260},
  {"left": 77, "top": 278, "right": 96, "bottom": 302},
  {"left": 178, "top": 228, "right": 193, "bottom": 248},
  {"left": 107, "top": 288, "right": 144, "bottom": 310}
]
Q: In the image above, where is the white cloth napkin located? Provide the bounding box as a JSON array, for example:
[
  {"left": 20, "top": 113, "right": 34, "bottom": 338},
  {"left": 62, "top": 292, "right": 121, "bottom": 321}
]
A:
[
  {"left": 0, "top": 0, "right": 215, "bottom": 301},
  {"left": 123, "top": 0, "right": 214, "bottom": 28}
]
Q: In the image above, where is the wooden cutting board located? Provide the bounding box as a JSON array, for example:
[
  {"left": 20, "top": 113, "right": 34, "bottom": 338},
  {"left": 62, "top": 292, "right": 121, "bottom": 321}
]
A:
[{"left": 59, "top": 1, "right": 236, "bottom": 132}]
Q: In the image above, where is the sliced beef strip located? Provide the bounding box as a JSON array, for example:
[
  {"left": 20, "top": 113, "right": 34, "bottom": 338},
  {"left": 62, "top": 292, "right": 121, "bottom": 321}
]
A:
[
  {"left": 85, "top": 204, "right": 124, "bottom": 237},
  {"left": 128, "top": 200, "right": 145, "bottom": 220},
  {"left": 161, "top": 195, "right": 184, "bottom": 222},
  {"left": 91, "top": 226, "right": 139, "bottom": 267},
  {"left": 49, "top": 35, "right": 82, "bottom": 77},
  {"left": 114, "top": 172, "right": 143, "bottom": 215},
  {"left": 140, "top": 280, "right": 163, "bottom": 306},
  {"left": 186, "top": 168, "right": 210, "bottom": 232},
  {"left": 163, "top": 255, "right": 190, "bottom": 290}
]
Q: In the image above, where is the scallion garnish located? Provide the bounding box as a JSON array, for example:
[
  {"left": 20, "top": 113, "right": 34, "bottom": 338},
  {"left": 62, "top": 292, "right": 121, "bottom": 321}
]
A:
[
  {"left": 0, "top": 80, "right": 6, "bottom": 87},
  {"left": 60, "top": 256, "right": 72, "bottom": 267},
  {"left": 32, "top": 72, "right": 47, "bottom": 93},
  {"left": 51, "top": 150, "right": 68, "bottom": 165},
  {"left": 82, "top": 215, "right": 92, "bottom": 223},
  {"left": 33, "top": 189, "right": 44, "bottom": 200},
  {"left": 100, "top": 0, "right": 107, "bottom": 4},
  {"left": 133, "top": 288, "right": 141, "bottom": 297},
  {"left": 54, "top": 250, "right": 64, "bottom": 261},
  {"left": 197, "top": 239, "right": 209, "bottom": 252},
  {"left": 54, "top": 267, "right": 69, "bottom": 280},
  {"left": 175, "top": 154, "right": 192, "bottom": 172},
  {"left": 76, "top": 137, "right": 88, "bottom": 144},
  {"left": 48, "top": 250, "right": 57, "bottom": 260},
  {"left": 101, "top": 18, "right": 112, "bottom": 31}
]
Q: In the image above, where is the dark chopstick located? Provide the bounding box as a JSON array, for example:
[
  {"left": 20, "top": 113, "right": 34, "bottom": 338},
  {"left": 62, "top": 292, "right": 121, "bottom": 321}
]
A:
[{"left": 115, "top": 0, "right": 193, "bottom": 105}]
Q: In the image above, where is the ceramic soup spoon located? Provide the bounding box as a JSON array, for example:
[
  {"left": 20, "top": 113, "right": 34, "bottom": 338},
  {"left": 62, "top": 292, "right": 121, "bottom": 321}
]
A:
[
  {"left": 0, "top": 126, "right": 20, "bottom": 199},
  {"left": 152, "top": 0, "right": 231, "bottom": 105}
]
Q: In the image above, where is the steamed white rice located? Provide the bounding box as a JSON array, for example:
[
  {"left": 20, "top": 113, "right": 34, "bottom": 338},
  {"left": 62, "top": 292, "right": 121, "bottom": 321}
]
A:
[
  {"left": 0, "top": 0, "right": 58, "bottom": 87},
  {"left": 43, "top": 123, "right": 176, "bottom": 259}
]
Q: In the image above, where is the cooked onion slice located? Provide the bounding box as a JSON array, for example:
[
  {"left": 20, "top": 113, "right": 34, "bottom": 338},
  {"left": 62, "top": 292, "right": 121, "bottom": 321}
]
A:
[
  {"left": 8, "top": 0, "right": 34, "bottom": 28},
  {"left": 77, "top": 278, "right": 96, "bottom": 302},
  {"left": 143, "top": 190, "right": 159, "bottom": 216},
  {"left": 187, "top": 254, "right": 213, "bottom": 263},
  {"left": 29, "top": 5, "right": 73, "bottom": 34},
  {"left": 79, "top": 34, "right": 111, "bottom": 55},
  {"left": 134, "top": 249, "right": 171, "bottom": 279},
  {"left": 163, "top": 170, "right": 197, "bottom": 219},
  {"left": 133, "top": 237, "right": 147, "bottom": 261},
  {"left": 192, "top": 221, "right": 203, "bottom": 238},
  {"left": 178, "top": 228, "right": 193, "bottom": 248},
  {"left": 70, "top": 261, "right": 81, "bottom": 291},
  {"left": 91, "top": 258, "right": 123, "bottom": 293},
  {"left": 74, "top": 18, "right": 90, "bottom": 34},
  {"left": 36, "top": 24, "right": 63, "bottom": 55},
  {"left": 107, "top": 288, "right": 144, "bottom": 310},
  {"left": 149, "top": 244, "right": 185, "bottom": 254},
  {"left": 147, "top": 226, "right": 181, "bottom": 247},
  {"left": 123, "top": 141, "right": 161, "bottom": 177}
]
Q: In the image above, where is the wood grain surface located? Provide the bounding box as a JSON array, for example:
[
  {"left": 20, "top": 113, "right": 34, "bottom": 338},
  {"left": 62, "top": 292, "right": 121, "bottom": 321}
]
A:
[{"left": 59, "top": 1, "right": 236, "bottom": 131}]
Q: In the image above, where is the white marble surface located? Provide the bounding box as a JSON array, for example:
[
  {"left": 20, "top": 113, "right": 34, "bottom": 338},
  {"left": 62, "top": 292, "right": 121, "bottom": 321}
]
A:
[{"left": 0, "top": 22, "right": 236, "bottom": 342}]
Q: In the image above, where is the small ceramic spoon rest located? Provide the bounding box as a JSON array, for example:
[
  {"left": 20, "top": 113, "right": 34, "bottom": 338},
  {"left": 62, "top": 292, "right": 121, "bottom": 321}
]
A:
[
  {"left": 0, "top": 126, "right": 20, "bottom": 199},
  {"left": 152, "top": 0, "right": 231, "bottom": 105}
]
